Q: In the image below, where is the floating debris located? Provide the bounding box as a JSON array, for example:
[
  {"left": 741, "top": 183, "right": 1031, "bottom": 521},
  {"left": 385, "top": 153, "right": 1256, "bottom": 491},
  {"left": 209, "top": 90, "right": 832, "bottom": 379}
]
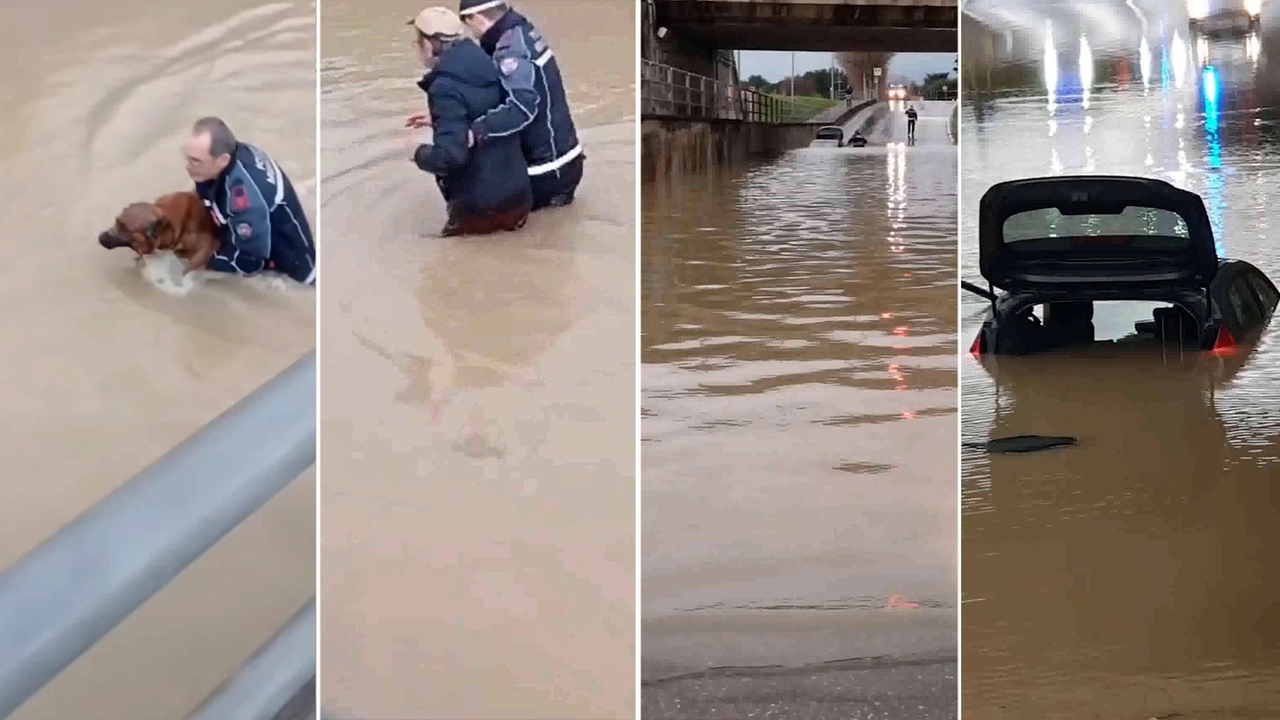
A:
[{"left": 963, "top": 435, "right": 1078, "bottom": 454}]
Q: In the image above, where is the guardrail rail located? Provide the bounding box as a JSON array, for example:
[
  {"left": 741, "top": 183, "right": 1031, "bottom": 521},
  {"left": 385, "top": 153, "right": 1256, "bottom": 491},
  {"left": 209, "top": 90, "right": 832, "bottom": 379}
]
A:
[{"left": 0, "top": 350, "right": 317, "bottom": 720}]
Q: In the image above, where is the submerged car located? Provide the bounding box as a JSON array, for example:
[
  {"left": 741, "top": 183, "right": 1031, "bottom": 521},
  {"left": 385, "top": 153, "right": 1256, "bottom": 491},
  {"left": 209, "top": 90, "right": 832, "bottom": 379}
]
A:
[
  {"left": 812, "top": 125, "right": 867, "bottom": 148},
  {"left": 1188, "top": 0, "right": 1262, "bottom": 38},
  {"left": 967, "top": 175, "right": 1279, "bottom": 356},
  {"left": 813, "top": 125, "right": 844, "bottom": 147}
]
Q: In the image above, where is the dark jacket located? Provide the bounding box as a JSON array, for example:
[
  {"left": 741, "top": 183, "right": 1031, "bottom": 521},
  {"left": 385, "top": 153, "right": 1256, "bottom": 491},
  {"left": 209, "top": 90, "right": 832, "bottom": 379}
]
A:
[
  {"left": 413, "top": 39, "right": 530, "bottom": 216},
  {"left": 195, "top": 143, "right": 316, "bottom": 285},
  {"left": 472, "top": 10, "right": 582, "bottom": 178}
]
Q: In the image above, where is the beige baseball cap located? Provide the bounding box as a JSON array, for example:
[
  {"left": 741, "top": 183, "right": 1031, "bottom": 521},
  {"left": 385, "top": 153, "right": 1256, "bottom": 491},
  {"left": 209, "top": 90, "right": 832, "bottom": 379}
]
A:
[{"left": 407, "top": 6, "right": 464, "bottom": 37}]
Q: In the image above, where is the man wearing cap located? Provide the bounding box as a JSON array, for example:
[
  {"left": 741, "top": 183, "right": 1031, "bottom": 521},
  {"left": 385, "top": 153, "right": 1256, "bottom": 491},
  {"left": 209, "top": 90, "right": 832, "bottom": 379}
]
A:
[
  {"left": 458, "top": 1, "right": 584, "bottom": 211},
  {"left": 406, "top": 6, "right": 532, "bottom": 237}
]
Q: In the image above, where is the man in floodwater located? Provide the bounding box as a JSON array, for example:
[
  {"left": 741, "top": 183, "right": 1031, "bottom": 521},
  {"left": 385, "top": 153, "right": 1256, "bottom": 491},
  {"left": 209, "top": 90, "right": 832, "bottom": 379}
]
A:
[
  {"left": 905, "top": 104, "right": 919, "bottom": 141},
  {"left": 184, "top": 117, "right": 317, "bottom": 285},
  {"left": 405, "top": 6, "right": 532, "bottom": 236},
  {"left": 458, "top": 0, "right": 585, "bottom": 210}
]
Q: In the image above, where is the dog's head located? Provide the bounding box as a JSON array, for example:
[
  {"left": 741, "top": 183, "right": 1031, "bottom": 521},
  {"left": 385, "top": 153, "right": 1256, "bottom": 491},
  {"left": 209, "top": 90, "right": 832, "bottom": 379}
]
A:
[{"left": 98, "top": 202, "right": 175, "bottom": 254}]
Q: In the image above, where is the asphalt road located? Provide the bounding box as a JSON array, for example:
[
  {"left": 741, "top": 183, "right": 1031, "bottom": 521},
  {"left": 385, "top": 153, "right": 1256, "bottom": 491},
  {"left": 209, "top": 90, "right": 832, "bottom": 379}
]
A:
[
  {"left": 643, "top": 652, "right": 957, "bottom": 720},
  {"left": 642, "top": 611, "right": 957, "bottom": 719}
]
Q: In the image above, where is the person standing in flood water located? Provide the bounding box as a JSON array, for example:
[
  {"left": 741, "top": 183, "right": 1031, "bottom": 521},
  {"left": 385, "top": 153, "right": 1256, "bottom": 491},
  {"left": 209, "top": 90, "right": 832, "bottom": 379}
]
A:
[
  {"left": 184, "top": 116, "right": 317, "bottom": 285},
  {"left": 459, "top": 0, "right": 585, "bottom": 210},
  {"left": 406, "top": 6, "right": 532, "bottom": 236},
  {"left": 906, "top": 104, "right": 919, "bottom": 141}
]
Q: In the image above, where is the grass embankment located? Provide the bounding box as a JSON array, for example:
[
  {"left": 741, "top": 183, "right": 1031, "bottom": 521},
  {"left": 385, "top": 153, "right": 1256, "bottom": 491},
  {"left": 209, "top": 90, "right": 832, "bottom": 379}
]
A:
[{"left": 764, "top": 93, "right": 838, "bottom": 121}]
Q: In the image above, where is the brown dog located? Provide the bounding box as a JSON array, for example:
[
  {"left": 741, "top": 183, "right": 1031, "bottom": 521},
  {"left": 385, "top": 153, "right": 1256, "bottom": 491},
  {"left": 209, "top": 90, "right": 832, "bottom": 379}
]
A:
[{"left": 98, "top": 191, "right": 220, "bottom": 273}]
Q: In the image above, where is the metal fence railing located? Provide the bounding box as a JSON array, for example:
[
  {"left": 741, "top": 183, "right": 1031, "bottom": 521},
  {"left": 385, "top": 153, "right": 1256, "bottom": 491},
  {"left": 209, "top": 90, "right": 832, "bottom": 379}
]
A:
[
  {"left": 0, "top": 350, "right": 317, "bottom": 720},
  {"left": 641, "top": 60, "right": 833, "bottom": 124},
  {"left": 923, "top": 86, "right": 959, "bottom": 101},
  {"left": 641, "top": 59, "right": 737, "bottom": 119}
]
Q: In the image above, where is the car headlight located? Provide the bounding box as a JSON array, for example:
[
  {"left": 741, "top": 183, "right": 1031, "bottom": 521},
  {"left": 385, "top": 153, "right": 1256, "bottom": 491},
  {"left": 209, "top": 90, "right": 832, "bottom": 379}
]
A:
[
  {"left": 1187, "top": 0, "right": 1209, "bottom": 20},
  {"left": 1244, "top": 0, "right": 1262, "bottom": 17}
]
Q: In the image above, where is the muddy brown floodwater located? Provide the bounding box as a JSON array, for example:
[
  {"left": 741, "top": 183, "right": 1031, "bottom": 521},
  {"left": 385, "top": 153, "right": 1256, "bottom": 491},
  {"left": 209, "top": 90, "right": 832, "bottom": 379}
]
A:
[
  {"left": 642, "top": 101, "right": 958, "bottom": 718},
  {"left": 963, "top": 3, "right": 1280, "bottom": 717},
  {"left": 0, "top": 1, "right": 317, "bottom": 719},
  {"left": 318, "top": 2, "right": 635, "bottom": 718}
]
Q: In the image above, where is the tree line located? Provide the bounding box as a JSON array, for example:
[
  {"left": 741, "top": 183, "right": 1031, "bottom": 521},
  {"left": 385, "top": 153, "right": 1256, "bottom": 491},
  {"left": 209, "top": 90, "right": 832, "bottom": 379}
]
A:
[{"left": 743, "top": 67, "right": 958, "bottom": 98}]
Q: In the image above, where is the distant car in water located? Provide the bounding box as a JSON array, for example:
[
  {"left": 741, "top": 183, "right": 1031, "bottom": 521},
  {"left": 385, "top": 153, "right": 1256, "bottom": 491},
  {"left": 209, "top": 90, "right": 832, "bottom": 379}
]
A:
[
  {"left": 812, "top": 126, "right": 867, "bottom": 148},
  {"left": 1188, "top": 0, "right": 1262, "bottom": 38},
  {"left": 813, "top": 125, "right": 844, "bottom": 147},
  {"left": 887, "top": 83, "right": 907, "bottom": 100},
  {"left": 966, "top": 175, "right": 1279, "bottom": 356}
]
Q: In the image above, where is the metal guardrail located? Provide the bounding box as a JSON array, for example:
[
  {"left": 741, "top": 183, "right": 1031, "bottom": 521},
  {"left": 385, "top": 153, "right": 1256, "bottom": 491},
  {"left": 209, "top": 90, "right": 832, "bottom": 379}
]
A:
[
  {"left": 641, "top": 60, "right": 850, "bottom": 123},
  {"left": 186, "top": 599, "right": 317, "bottom": 720},
  {"left": 0, "top": 350, "right": 317, "bottom": 720}
]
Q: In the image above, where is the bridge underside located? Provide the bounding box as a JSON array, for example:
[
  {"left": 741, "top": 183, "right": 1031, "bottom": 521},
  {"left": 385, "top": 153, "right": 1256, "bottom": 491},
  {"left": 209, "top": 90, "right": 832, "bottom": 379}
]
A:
[{"left": 657, "top": 2, "right": 957, "bottom": 52}]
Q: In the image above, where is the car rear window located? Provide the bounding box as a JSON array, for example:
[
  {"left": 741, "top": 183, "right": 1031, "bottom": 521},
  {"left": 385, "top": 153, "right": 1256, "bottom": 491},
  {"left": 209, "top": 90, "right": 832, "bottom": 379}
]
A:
[
  {"left": 815, "top": 128, "right": 841, "bottom": 140},
  {"left": 1002, "top": 206, "right": 1191, "bottom": 245}
]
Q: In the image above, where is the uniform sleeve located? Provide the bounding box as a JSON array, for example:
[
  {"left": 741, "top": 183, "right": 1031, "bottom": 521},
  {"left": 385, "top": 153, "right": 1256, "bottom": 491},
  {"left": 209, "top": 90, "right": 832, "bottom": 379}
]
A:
[
  {"left": 413, "top": 86, "right": 469, "bottom": 176},
  {"left": 470, "top": 29, "right": 540, "bottom": 143},
  {"left": 208, "top": 178, "right": 271, "bottom": 275}
]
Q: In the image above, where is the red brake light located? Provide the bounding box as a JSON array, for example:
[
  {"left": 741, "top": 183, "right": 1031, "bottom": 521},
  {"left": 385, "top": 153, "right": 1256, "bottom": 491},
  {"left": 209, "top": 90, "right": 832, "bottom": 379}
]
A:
[
  {"left": 1211, "top": 325, "right": 1236, "bottom": 354},
  {"left": 970, "top": 333, "right": 985, "bottom": 356}
]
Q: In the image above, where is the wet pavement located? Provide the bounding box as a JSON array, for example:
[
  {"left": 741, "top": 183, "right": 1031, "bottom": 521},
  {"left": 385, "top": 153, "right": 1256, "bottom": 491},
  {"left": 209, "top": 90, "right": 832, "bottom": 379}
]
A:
[
  {"left": 642, "top": 97, "right": 957, "bottom": 717},
  {"left": 318, "top": 2, "right": 635, "bottom": 718},
  {"left": 962, "top": 1, "right": 1280, "bottom": 717},
  {"left": 0, "top": 2, "right": 317, "bottom": 718}
]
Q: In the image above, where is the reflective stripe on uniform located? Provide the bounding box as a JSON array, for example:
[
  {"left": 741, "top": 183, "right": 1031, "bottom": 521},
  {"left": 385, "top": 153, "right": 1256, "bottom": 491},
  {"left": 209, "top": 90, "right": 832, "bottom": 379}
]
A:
[{"left": 527, "top": 142, "right": 582, "bottom": 176}]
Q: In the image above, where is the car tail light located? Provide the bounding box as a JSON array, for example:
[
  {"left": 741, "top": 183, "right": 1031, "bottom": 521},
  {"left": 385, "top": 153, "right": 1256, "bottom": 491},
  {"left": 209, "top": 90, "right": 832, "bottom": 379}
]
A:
[
  {"left": 1211, "top": 325, "right": 1236, "bottom": 354},
  {"left": 970, "top": 332, "right": 985, "bottom": 356}
]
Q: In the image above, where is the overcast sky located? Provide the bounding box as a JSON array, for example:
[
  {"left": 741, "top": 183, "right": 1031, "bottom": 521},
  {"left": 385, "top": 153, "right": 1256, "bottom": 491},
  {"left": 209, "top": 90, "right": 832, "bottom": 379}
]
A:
[{"left": 738, "top": 51, "right": 954, "bottom": 84}]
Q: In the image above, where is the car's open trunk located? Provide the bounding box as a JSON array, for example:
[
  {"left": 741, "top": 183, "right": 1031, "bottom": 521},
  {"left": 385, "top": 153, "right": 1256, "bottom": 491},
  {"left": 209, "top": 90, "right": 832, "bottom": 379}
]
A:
[
  {"left": 814, "top": 126, "right": 843, "bottom": 144},
  {"left": 978, "top": 176, "right": 1219, "bottom": 296}
]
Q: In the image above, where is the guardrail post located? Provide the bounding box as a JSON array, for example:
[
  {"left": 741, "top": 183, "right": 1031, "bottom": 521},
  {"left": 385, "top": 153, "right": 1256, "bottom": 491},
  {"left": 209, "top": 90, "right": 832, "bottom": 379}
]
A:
[{"left": 0, "top": 351, "right": 316, "bottom": 719}]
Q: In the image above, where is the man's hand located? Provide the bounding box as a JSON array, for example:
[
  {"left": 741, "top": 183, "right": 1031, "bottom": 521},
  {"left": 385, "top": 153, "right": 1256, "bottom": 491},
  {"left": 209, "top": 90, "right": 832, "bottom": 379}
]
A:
[{"left": 405, "top": 112, "right": 432, "bottom": 129}]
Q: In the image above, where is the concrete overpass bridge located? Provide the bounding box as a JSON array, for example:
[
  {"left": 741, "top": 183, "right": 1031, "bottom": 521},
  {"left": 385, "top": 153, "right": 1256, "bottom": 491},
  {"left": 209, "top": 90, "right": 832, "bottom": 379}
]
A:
[{"left": 652, "top": 0, "right": 958, "bottom": 53}]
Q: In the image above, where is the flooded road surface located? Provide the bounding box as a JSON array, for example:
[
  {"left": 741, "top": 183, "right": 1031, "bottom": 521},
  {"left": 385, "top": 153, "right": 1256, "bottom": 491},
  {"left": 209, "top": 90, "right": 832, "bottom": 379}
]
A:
[
  {"left": 0, "top": 1, "right": 317, "bottom": 719},
  {"left": 319, "top": 2, "right": 634, "bottom": 718},
  {"left": 962, "top": 2, "right": 1280, "bottom": 717},
  {"left": 642, "top": 106, "right": 958, "bottom": 717},
  {"left": 848, "top": 99, "right": 958, "bottom": 145}
]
